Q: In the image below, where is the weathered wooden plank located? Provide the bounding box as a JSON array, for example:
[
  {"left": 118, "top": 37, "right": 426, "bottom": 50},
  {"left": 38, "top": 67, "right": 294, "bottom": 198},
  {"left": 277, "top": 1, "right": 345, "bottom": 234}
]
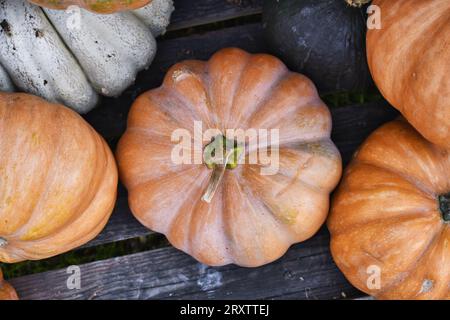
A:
[
  {"left": 10, "top": 230, "right": 365, "bottom": 300},
  {"left": 168, "top": 0, "right": 263, "bottom": 31}
]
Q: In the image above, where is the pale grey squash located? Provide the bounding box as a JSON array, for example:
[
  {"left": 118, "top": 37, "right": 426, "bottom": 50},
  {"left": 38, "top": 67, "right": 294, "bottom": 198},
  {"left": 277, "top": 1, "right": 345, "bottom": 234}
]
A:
[{"left": 0, "top": 0, "right": 174, "bottom": 113}]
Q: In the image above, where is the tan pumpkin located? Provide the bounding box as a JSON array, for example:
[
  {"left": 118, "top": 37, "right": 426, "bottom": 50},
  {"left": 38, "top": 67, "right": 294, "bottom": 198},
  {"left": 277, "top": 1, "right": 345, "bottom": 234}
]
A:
[
  {"left": 367, "top": 0, "right": 450, "bottom": 149},
  {"left": 328, "top": 119, "right": 450, "bottom": 300},
  {"left": 117, "top": 48, "right": 342, "bottom": 267},
  {"left": 0, "top": 268, "right": 18, "bottom": 300},
  {"left": 0, "top": 92, "right": 118, "bottom": 263},
  {"left": 28, "top": 0, "right": 152, "bottom": 13}
]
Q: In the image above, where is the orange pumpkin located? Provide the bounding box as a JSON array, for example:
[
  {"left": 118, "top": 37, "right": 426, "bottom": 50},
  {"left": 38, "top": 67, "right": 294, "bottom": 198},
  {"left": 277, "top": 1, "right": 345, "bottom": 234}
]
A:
[
  {"left": 367, "top": 0, "right": 450, "bottom": 149},
  {"left": 0, "top": 268, "right": 18, "bottom": 300},
  {"left": 117, "top": 48, "right": 342, "bottom": 267},
  {"left": 28, "top": 0, "right": 152, "bottom": 13},
  {"left": 0, "top": 93, "right": 118, "bottom": 263},
  {"left": 328, "top": 119, "right": 450, "bottom": 300}
]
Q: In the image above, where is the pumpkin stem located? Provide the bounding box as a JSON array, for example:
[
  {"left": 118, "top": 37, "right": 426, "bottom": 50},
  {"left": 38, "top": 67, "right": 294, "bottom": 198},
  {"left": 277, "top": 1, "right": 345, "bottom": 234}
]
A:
[
  {"left": 439, "top": 193, "right": 450, "bottom": 222},
  {"left": 0, "top": 237, "right": 7, "bottom": 247},
  {"left": 345, "top": 0, "right": 371, "bottom": 7},
  {"left": 202, "top": 136, "right": 243, "bottom": 203}
]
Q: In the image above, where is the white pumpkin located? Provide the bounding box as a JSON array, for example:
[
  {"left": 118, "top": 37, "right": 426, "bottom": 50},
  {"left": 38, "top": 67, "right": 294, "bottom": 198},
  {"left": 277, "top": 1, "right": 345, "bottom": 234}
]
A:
[
  {"left": 0, "top": 0, "right": 174, "bottom": 113},
  {"left": 0, "top": 64, "right": 13, "bottom": 92}
]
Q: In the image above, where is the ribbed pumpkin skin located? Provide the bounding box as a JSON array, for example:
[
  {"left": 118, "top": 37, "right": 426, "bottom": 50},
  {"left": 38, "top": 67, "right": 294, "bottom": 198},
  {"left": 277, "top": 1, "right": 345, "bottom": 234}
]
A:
[
  {"left": 0, "top": 93, "right": 118, "bottom": 263},
  {"left": 328, "top": 119, "right": 450, "bottom": 300},
  {"left": 117, "top": 48, "right": 342, "bottom": 267},
  {"left": 367, "top": 0, "right": 450, "bottom": 149},
  {"left": 28, "top": 0, "right": 151, "bottom": 13},
  {"left": 0, "top": 268, "right": 18, "bottom": 300}
]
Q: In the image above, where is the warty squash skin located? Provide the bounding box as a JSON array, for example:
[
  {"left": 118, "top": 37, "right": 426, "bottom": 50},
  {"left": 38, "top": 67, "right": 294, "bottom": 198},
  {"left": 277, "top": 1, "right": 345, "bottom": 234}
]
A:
[
  {"left": 0, "top": 64, "right": 13, "bottom": 92},
  {"left": 117, "top": 48, "right": 342, "bottom": 267},
  {"left": 0, "top": 268, "right": 18, "bottom": 300},
  {"left": 263, "top": 0, "right": 373, "bottom": 93},
  {"left": 367, "top": 0, "right": 450, "bottom": 149},
  {"left": 0, "top": 92, "right": 118, "bottom": 263},
  {"left": 28, "top": 0, "right": 152, "bottom": 14},
  {"left": 328, "top": 119, "right": 450, "bottom": 300},
  {"left": 0, "top": 0, "right": 174, "bottom": 113}
]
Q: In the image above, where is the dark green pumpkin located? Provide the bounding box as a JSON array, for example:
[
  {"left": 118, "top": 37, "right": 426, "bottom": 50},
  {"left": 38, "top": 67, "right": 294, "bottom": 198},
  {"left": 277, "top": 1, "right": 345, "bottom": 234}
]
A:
[{"left": 263, "top": 0, "right": 373, "bottom": 93}]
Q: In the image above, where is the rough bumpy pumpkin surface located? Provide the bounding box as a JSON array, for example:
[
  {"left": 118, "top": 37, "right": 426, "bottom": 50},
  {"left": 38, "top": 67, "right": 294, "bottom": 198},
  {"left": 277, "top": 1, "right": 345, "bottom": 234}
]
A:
[
  {"left": 117, "top": 48, "right": 342, "bottom": 267},
  {"left": 0, "top": 268, "right": 18, "bottom": 300},
  {"left": 329, "top": 119, "right": 450, "bottom": 300},
  {"left": 367, "top": 0, "right": 450, "bottom": 149},
  {"left": 28, "top": 0, "right": 151, "bottom": 13},
  {"left": 0, "top": 93, "right": 118, "bottom": 263}
]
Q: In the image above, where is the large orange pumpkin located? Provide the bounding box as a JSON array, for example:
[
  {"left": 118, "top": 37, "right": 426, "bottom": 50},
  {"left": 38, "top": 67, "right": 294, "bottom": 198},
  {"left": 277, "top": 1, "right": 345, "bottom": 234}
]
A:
[
  {"left": 117, "top": 48, "right": 342, "bottom": 267},
  {"left": 328, "top": 119, "right": 450, "bottom": 300},
  {"left": 28, "top": 0, "right": 152, "bottom": 13},
  {"left": 367, "top": 0, "right": 450, "bottom": 149},
  {"left": 0, "top": 268, "right": 18, "bottom": 300},
  {"left": 0, "top": 93, "right": 118, "bottom": 263}
]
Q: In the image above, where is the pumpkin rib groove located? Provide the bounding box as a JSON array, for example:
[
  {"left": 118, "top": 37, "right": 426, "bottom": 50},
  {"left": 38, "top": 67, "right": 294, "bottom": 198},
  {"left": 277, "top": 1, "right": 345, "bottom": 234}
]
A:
[
  {"left": 12, "top": 113, "right": 105, "bottom": 241},
  {"left": 204, "top": 48, "right": 251, "bottom": 131},
  {"left": 220, "top": 51, "right": 251, "bottom": 130},
  {"left": 166, "top": 171, "right": 211, "bottom": 254},
  {"left": 187, "top": 182, "right": 233, "bottom": 265},
  {"left": 354, "top": 160, "right": 438, "bottom": 200},
  {"left": 223, "top": 174, "right": 262, "bottom": 265},
  {"left": 375, "top": 226, "right": 443, "bottom": 299},
  {"left": 233, "top": 63, "right": 289, "bottom": 128},
  {"left": 125, "top": 162, "right": 200, "bottom": 193},
  {"left": 247, "top": 73, "right": 323, "bottom": 131},
  {"left": 0, "top": 92, "right": 118, "bottom": 262},
  {"left": 10, "top": 201, "right": 113, "bottom": 261},
  {"left": 3, "top": 106, "right": 66, "bottom": 239},
  {"left": 237, "top": 172, "right": 300, "bottom": 244},
  {"left": 230, "top": 164, "right": 332, "bottom": 255},
  {"left": 7, "top": 135, "right": 116, "bottom": 260},
  {"left": 14, "top": 165, "right": 117, "bottom": 260},
  {"left": 367, "top": 0, "right": 450, "bottom": 149},
  {"left": 164, "top": 60, "right": 217, "bottom": 129},
  {"left": 223, "top": 173, "right": 293, "bottom": 266},
  {"left": 229, "top": 55, "right": 288, "bottom": 129},
  {"left": 129, "top": 168, "right": 208, "bottom": 235},
  {"left": 330, "top": 213, "right": 442, "bottom": 296},
  {"left": 398, "top": 11, "right": 450, "bottom": 112},
  {"left": 378, "top": 228, "right": 450, "bottom": 299},
  {"left": 329, "top": 206, "right": 438, "bottom": 238},
  {"left": 151, "top": 87, "right": 204, "bottom": 130}
]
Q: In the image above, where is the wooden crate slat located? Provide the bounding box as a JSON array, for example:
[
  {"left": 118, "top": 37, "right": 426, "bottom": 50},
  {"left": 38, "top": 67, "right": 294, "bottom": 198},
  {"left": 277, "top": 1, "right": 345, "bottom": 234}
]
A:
[
  {"left": 10, "top": 230, "right": 365, "bottom": 300},
  {"left": 168, "top": 0, "right": 263, "bottom": 31}
]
